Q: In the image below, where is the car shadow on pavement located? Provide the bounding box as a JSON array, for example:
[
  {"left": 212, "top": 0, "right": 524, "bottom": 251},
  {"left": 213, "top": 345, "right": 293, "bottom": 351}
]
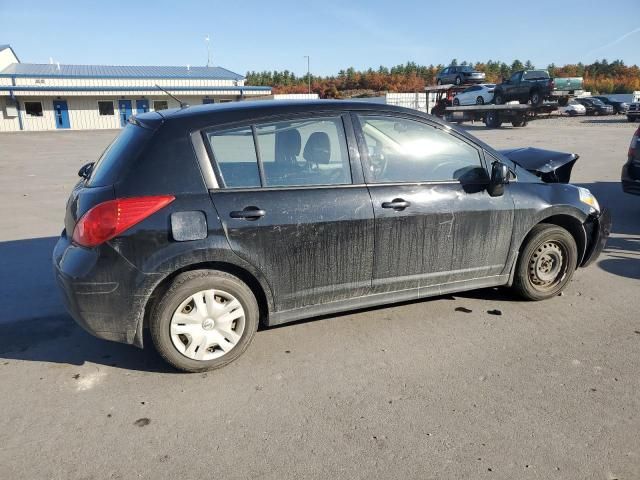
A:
[
  {"left": 580, "top": 117, "right": 632, "bottom": 125},
  {"left": 0, "top": 237, "right": 175, "bottom": 373}
]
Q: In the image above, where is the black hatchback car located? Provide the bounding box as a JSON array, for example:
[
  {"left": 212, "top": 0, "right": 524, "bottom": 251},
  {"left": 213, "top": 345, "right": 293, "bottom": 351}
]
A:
[{"left": 54, "top": 100, "right": 610, "bottom": 372}]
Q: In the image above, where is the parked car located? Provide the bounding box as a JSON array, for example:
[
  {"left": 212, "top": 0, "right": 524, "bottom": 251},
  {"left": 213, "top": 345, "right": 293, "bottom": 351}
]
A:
[
  {"left": 592, "top": 95, "right": 629, "bottom": 114},
  {"left": 627, "top": 102, "right": 640, "bottom": 122},
  {"left": 559, "top": 100, "right": 586, "bottom": 116},
  {"left": 493, "top": 70, "right": 555, "bottom": 106},
  {"left": 54, "top": 100, "right": 610, "bottom": 372},
  {"left": 574, "top": 97, "right": 615, "bottom": 115},
  {"left": 437, "top": 65, "right": 486, "bottom": 85},
  {"left": 452, "top": 84, "right": 495, "bottom": 105},
  {"left": 622, "top": 124, "right": 640, "bottom": 194}
]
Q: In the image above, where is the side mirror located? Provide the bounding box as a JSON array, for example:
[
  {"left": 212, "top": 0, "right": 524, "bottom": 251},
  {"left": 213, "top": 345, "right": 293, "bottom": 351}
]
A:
[
  {"left": 78, "top": 162, "right": 95, "bottom": 179},
  {"left": 488, "top": 161, "right": 509, "bottom": 197}
]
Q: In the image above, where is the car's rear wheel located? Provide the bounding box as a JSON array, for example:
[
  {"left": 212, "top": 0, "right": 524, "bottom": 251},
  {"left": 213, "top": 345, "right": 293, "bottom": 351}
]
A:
[
  {"left": 476, "top": 96, "right": 484, "bottom": 105},
  {"left": 150, "top": 270, "right": 259, "bottom": 372},
  {"left": 455, "top": 76, "right": 462, "bottom": 85},
  {"left": 530, "top": 90, "right": 542, "bottom": 106},
  {"left": 494, "top": 93, "right": 504, "bottom": 105},
  {"left": 453, "top": 97, "right": 460, "bottom": 106},
  {"left": 512, "top": 224, "right": 578, "bottom": 301}
]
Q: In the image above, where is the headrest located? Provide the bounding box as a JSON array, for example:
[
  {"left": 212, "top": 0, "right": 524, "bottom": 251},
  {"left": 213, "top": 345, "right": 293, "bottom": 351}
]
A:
[
  {"left": 275, "top": 128, "right": 301, "bottom": 162},
  {"left": 303, "top": 132, "right": 331, "bottom": 164}
]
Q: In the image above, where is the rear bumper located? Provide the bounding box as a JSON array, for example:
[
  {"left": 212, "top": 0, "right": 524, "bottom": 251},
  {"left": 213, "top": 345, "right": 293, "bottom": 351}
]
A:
[
  {"left": 53, "top": 233, "right": 153, "bottom": 347},
  {"left": 581, "top": 208, "right": 612, "bottom": 267}
]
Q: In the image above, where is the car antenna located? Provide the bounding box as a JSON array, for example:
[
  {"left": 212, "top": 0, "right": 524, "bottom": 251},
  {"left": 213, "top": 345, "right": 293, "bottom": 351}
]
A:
[{"left": 155, "top": 84, "right": 189, "bottom": 108}]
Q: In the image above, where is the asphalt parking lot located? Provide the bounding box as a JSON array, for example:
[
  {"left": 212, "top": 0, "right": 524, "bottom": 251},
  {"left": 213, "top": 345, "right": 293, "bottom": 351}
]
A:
[{"left": 0, "top": 115, "right": 638, "bottom": 480}]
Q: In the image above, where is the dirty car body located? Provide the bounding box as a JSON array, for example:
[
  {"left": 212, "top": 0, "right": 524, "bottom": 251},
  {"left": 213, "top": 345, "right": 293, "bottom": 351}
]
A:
[{"left": 53, "top": 100, "right": 610, "bottom": 371}]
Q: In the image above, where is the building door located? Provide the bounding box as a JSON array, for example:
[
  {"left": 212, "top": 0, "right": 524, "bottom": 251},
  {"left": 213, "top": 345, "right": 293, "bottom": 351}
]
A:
[
  {"left": 53, "top": 100, "right": 70, "bottom": 129},
  {"left": 203, "top": 98, "right": 215, "bottom": 104},
  {"left": 135, "top": 99, "right": 149, "bottom": 114},
  {"left": 119, "top": 100, "right": 132, "bottom": 127}
]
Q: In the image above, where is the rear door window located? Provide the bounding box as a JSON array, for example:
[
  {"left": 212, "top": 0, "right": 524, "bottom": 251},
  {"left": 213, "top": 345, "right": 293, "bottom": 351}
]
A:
[
  {"left": 255, "top": 117, "right": 351, "bottom": 187},
  {"left": 206, "top": 116, "right": 352, "bottom": 189}
]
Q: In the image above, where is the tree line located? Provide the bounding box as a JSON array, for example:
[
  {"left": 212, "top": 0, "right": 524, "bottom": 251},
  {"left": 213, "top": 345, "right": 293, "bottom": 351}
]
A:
[{"left": 246, "top": 59, "right": 640, "bottom": 97}]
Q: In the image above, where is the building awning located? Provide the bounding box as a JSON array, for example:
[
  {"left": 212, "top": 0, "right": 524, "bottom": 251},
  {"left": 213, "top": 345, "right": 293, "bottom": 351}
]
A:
[{"left": 0, "top": 85, "right": 272, "bottom": 96}]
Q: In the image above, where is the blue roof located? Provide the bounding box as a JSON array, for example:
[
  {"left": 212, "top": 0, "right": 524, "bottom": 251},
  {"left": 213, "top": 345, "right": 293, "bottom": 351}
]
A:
[{"left": 0, "top": 62, "right": 244, "bottom": 80}]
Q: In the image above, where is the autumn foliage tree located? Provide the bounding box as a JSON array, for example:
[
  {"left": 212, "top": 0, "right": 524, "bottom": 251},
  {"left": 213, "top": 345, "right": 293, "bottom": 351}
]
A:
[{"left": 246, "top": 58, "right": 640, "bottom": 98}]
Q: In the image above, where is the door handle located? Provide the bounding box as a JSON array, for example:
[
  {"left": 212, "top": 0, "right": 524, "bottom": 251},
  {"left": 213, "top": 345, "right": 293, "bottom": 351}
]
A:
[
  {"left": 381, "top": 199, "right": 410, "bottom": 210},
  {"left": 230, "top": 207, "right": 265, "bottom": 220}
]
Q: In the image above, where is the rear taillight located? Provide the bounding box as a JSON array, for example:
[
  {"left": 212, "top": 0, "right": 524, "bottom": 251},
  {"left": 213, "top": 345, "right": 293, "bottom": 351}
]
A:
[
  {"left": 630, "top": 127, "right": 640, "bottom": 159},
  {"left": 72, "top": 195, "right": 175, "bottom": 247}
]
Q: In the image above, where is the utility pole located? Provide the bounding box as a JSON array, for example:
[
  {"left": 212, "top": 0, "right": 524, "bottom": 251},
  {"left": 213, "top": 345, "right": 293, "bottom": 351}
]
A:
[
  {"left": 303, "top": 55, "right": 310, "bottom": 94},
  {"left": 205, "top": 35, "right": 211, "bottom": 67}
]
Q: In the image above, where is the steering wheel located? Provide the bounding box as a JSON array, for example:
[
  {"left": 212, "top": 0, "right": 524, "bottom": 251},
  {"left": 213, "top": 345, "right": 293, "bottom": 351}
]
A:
[{"left": 369, "top": 150, "right": 388, "bottom": 179}]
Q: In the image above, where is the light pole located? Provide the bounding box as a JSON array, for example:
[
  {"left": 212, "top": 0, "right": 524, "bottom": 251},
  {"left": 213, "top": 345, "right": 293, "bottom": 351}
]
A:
[{"left": 303, "top": 55, "right": 310, "bottom": 94}]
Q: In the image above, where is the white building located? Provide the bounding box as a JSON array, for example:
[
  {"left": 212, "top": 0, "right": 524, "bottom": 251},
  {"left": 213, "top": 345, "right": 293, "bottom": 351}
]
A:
[{"left": 0, "top": 45, "right": 271, "bottom": 132}]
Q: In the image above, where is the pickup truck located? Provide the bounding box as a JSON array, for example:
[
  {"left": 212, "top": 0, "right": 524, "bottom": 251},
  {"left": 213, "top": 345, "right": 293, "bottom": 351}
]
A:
[{"left": 493, "top": 70, "right": 555, "bottom": 106}]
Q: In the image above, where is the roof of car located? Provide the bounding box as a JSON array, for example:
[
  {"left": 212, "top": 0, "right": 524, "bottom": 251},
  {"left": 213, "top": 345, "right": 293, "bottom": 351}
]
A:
[{"left": 153, "top": 99, "right": 420, "bottom": 122}]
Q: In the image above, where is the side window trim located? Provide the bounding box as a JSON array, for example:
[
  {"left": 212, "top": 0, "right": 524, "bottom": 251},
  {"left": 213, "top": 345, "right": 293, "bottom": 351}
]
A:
[{"left": 351, "top": 112, "right": 487, "bottom": 185}]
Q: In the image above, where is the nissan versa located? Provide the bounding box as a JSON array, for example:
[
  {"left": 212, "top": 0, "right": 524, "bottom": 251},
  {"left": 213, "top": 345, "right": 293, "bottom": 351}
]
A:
[{"left": 53, "top": 101, "right": 611, "bottom": 372}]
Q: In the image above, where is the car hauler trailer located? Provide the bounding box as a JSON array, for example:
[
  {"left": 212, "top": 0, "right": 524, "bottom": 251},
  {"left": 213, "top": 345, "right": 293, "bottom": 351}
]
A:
[{"left": 426, "top": 84, "right": 557, "bottom": 128}]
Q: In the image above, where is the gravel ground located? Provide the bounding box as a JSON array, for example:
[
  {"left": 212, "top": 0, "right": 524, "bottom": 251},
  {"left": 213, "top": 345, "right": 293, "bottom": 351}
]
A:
[{"left": 0, "top": 115, "right": 638, "bottom": 480}]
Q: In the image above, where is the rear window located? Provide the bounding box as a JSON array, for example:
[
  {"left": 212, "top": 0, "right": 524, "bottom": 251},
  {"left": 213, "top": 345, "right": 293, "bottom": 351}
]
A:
[
  {"left": 87, "top": 124, "right": 154, "bottom": 187},
  {"left": 523, "top": 70, "right": 549, "bottom": 80}
]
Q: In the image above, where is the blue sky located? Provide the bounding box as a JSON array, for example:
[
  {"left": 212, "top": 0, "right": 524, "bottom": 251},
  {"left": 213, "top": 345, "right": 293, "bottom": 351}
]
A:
[{"left": 1, "top": 0, "right": 639, "bottom": 76}]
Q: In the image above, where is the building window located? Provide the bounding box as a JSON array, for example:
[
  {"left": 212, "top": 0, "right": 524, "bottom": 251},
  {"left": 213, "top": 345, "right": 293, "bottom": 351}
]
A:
[
  {"left": 98, "top": 101, "right": 114, "bottom": 116},
  {"left": 153, "top": 100, "right": 168, "bottom": 111},
  {"left": 24, "top": 101, "right": 43, "bottom": 117}
]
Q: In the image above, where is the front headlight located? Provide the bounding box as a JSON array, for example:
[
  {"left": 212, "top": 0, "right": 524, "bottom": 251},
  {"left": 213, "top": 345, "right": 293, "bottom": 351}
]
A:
[{"left": 578, "top": 187, "right": 600, "bottom": 212}]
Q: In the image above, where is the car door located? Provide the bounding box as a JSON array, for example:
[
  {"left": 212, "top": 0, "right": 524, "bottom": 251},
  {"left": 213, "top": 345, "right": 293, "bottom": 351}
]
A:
[
  {"left": 205, "top": 114, "right": 375, "bottom": 312},
  {"left": 352, "top": 113, "right": 514, "bottom": 294}
]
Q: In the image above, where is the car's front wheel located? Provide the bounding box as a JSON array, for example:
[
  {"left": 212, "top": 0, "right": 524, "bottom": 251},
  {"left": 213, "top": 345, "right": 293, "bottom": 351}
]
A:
[
  {"left": 512, "top": 224, "right": 578, "bottom": 301},
  {"left": 476, "top": 96, "right": 484, "bottom": 105},
  {"left": 150, "top": 270, "right": 259, "bottom": 372}
]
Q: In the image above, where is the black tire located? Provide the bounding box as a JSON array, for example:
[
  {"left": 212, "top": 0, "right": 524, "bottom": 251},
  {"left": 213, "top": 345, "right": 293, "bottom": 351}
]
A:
[
  {"left": 511, "top": 119, "right": 526, "bottom": 127},
  {"left": 150, "top": 269, "right": 259, "bottom": 372},
  {"left": 453, "top": 97, "right": 460, "bottom": 106},
  {"left": 628, "top": 116, "right": 636, "bottom": 122},
  {"left": 476, "top": 96, "right": 484, "bottom": 105},
  {"left": 558, "top": 97, "right": 569, "bottom": 107},
  {"left": 512, "top": 224, "right": 578, "bottom": 301},
  {"left": 529, "top": 89, "right": 542, "bottom": 107},
  {"left": 455, "top": 76, "right": 462, "bottom": 85},
  {"left": 494, "top": 92, "right": 505, "bottom": 105}
]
